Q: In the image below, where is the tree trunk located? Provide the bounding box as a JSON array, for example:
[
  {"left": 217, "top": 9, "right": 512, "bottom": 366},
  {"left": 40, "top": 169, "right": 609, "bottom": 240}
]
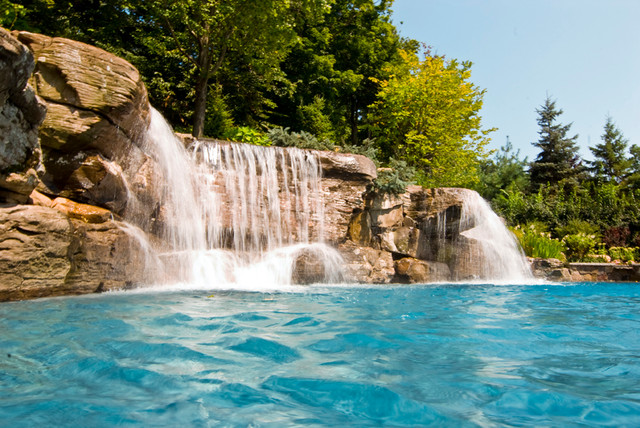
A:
[
  {"left": 192, "top": 70, "right": 209, "bottom": 139},
  {"left": 192, "top": 33, "right": 212, "bottom": 139}
]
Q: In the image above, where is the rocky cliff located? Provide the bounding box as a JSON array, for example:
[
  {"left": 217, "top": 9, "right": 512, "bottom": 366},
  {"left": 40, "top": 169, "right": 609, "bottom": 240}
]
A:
[{"left": 0, "top": 29, "right": 159, "bottom": 301}]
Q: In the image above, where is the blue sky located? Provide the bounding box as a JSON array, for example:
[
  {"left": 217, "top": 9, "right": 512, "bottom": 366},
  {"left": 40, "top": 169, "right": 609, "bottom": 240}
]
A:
[{"left": 390, "top": 0, "right": 640, "bottom": 162}]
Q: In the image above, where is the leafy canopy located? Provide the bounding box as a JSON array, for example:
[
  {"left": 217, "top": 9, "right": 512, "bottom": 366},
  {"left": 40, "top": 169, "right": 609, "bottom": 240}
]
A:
[{"left": 368, "top": 48, "right": 493, "bottom": 188}]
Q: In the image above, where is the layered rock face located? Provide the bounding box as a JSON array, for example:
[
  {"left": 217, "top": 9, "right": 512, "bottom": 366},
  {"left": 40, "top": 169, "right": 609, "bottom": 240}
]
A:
[
  {"left": 0, "top": 29, "right": 157, "bottom": 301},
  {"left": 340, "top": 187, "right": 483, "bottom": 283},
  {"left": 13, "top": 30, "right": 156, "bottom": 218},
  {"left": 0, "top": 28, "right": 47, "bottom": 204}
]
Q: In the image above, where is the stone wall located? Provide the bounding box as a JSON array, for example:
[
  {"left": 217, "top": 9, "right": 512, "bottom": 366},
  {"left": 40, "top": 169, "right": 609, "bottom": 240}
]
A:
[{"left": 530, "top": 258, "right": 640, "bottom": 282}]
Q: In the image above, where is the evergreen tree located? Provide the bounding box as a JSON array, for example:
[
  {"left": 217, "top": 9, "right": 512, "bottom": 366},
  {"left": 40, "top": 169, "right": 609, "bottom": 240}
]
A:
[
  {"left": 529, "top": 97, "right": 584, "bottom": 191},
  {"left": 478, "top": 137, "right": 529, "bottom": 200},
  {"left": 588, "top": 116, "right": 631, "bottom": 183}
]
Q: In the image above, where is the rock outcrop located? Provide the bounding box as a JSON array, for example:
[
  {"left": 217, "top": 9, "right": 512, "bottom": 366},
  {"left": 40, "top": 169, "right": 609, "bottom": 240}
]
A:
[
  {"left": 13, "top": 30, "right": 157, "bottom": 218},
  {"left": 0, "top": 29, "right": 156, "bottom": 302},
  {"left": 0, "top": 205, "right": 150, "bottom": 301},
  {"left": 0, "top": 27, "right": 47, "bottom": 204},
  {"left": 339, "top": 186, "right": 499, "bottom": 283}
]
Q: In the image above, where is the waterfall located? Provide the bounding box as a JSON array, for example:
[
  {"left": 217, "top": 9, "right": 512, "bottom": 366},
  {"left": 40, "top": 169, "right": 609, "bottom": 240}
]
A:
[
  {"left": 134, "top": 108, "right": 343, "bottom": 288},
  {"left": 428, "top": 189, "right": 532, "bottom": 282}
]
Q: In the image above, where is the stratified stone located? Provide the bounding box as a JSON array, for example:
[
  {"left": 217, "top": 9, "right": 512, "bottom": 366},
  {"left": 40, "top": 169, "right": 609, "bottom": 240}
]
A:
[
  {"left": 15, "top": 31, "right": 150, "bottom": 148},
  {"left": 0, "top": 28, "right": 46, "bottom": 202},
  {"left": 0, "top": 205, "right": 73, "bottom": 300},
  {"left": 394, "top": 257, "right": 451, "bottom": 283},
  {"left": 51, "top": 197, "right": 113, "bottom": 224},
  {"left": 0, "top": 204, "right": 153, "bottom": 301},
  {"left": 316, "top": 151, "right": 377, "bottom": 182}
]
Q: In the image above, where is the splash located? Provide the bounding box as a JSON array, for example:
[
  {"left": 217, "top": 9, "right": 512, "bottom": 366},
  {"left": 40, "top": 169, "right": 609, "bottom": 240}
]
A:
[
  {"left": 133, "top": 109, "right": 343, "bottom": 288},
  {"left": 428, "top": 189, "right": 532, "bottom": 282}
]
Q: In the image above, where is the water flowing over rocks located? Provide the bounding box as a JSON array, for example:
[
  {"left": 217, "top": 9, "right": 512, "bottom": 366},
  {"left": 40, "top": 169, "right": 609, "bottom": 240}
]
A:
[
  {"left": 0, "top": 27, "right": 541, "bottom": 301},
  {"left": 342, "top": 186, "right": 532, "bottom": 283}
]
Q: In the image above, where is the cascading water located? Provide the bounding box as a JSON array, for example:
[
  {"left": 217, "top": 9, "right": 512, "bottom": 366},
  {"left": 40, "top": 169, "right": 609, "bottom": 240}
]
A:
[
  {"left": 136, "top": 108, "right": 343, "bottom": 288},
  {"left": 427, "top": 189, "right": 532, "bottom": 282}
]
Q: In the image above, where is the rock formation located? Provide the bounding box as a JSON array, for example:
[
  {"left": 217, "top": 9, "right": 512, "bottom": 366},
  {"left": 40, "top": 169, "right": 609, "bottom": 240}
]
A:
[
  {"left": 0, "top": 29, "right": 157, "bottom": 301},
  {"left": 0, "top": 27, "right": 537, "bottom": 302},
  {"left": 0, "top": 27, "right": 47, "bottom": 204},
  {"left": 13, "top": 30, "right": 157, "bottom": 219}
]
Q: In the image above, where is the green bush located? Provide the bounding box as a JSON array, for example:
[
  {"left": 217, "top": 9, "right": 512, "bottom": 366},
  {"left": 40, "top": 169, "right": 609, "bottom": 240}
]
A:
[
  {"left": 372, "top": 158, "right": 416, "bottom": 195},
  {"left": 608, "top": 246, "right": 638, "bottom": 263},
  {"left": 556, "top": 219, "right": 599, "bottom": 239},
  {"left": 223, "top": 127, "right": 271, "bottom": 146},
  {"left": 512, "top": 223, "right": 566, "bottom": 260},
  {"left": 268, "top": 127, "right": 335, "bottom": 151},
  {"left": 562, "top": 233, "right": 597, "bottom": 261}
]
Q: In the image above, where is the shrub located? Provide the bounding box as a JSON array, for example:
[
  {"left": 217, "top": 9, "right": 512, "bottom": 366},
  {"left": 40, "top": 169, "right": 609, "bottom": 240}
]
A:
[
  {"left": 512, "top": 223, "right": 566, "bottom": 260},
  {"left": 602, "top": 226, "right": 631, "bottom": 248},
  {"left": 562, "top": 233, "right": 597, "bottom": 262},
  {"left": 372, "top": 158, "right": 415, "bottom": 195},
  {"left": 556, "top": 219, "right": 599, "bottom": 239},
  {"left": 608, "top": 246, "right": 638, "bottom": 263},
  {"left": 223, "top": 127, "right": 271, "bottom": 146},
  {"left": 267, "top": 127, "right": 334, "bottom": 151}
]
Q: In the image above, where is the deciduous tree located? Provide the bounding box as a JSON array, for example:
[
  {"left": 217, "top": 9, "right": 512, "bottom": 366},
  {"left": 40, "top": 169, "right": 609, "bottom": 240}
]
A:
[{"left": 367, "top": 49, "right": 493, "bottom": 188}]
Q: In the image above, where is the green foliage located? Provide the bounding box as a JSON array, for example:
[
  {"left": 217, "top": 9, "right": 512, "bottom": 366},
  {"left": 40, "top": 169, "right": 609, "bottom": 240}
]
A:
[
  {"left": 512, "top": 223, "right": 566, "bottom": 260},
  {"left": 529, "top": 97, "right": 586, "bottom": 192},
  {"left": 562, "top": 233, "right": 597, "bottom": 262},
  {"left": 477, "top": 138, "right": 528, "bottom": 200},
  {"left": 223, "top": 127, "right": 271, "bottom": 147},
  {"left": 368, "top": 49, "right": 493, "bottom": 188},
  {"left": 0, "top": 0, "right": 25, "bottom": 28},
  {"left": 555, "top": 219, "right": 599, "bottom": 239},
  {"left": 372, "top": 159, "right": 416, "bottom": 196},
  {"left": 608, "top": 247, "right": 638, "bottom": 263},
  {"left": 493, "top": 182, "right": 640, "bottom": 237},
  {"left": 588, "top": 116, "right": 631, "bottom": 184},
  {"left": 270, "top": 0, "right": 408, "bottom": 145},
  {"left": 203, "top": 85, "right": 235, "bottom": 138},
  {"left": 268, "top": 127, "right": 335, "bottom": 151}
]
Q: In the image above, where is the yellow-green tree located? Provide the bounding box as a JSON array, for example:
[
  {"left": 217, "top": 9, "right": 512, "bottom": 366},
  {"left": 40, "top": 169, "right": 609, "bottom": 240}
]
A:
[{"left": 368, "top": 49, "right": 494, "bottom": 188}]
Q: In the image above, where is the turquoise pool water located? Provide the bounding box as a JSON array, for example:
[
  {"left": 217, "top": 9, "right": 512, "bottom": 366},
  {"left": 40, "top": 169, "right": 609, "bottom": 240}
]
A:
[{"left": 1, "top": 282, "right": 640, "bottom": 426}]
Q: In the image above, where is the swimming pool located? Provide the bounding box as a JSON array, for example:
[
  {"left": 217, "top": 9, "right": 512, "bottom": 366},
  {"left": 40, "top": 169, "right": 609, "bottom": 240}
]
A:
[{"left": 1, "top": 282, "right": 639, "bottom": 426}]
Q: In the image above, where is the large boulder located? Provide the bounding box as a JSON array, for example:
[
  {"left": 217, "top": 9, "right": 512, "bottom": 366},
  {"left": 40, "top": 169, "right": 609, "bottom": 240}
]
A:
[
  {"left": 318, "top": 151, "right": 376, "bottom": 245},
  {"left": 394, "top": 257, "right": 451, "bottom": 283},
  {"left": 14, "top": 31, "right": 156, "bottom": 217},
  {"left": 0, "top": 28, "right": 47, "bottom": 203},
  {"left": 0, "top": 204, "right": 152, "bottom": 301}
]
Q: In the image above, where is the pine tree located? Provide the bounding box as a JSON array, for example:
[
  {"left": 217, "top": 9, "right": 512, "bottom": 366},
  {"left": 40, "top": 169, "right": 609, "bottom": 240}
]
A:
[
  {"left": 529, "top": 97, "right": 584, "bottom": 191},
  {"left": 588, "top": 116, "right": 631, "bottom": 183}
]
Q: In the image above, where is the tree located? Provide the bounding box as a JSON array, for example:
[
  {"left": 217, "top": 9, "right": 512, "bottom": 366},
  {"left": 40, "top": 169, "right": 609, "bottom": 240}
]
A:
[
  {"left": 367, "top": 48, "right": 493, "bottom": 188},
  {"left": 0, "top": 0, "right": 24, "bottom": 28},
  {"left": 478, "top": 137, "right": 529, "bottom": 201},
  {"left": 588, "top": 116, "right": 631, "bottom": 184},
  {"left": 145, "top": 0, "right": 306, "bottom": 138},
  {"left": 268, "top": 0, "right": 410, "bottom": 144},
  {"left": 529, "top": 97, "right": 585, "bottom": 192}
]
